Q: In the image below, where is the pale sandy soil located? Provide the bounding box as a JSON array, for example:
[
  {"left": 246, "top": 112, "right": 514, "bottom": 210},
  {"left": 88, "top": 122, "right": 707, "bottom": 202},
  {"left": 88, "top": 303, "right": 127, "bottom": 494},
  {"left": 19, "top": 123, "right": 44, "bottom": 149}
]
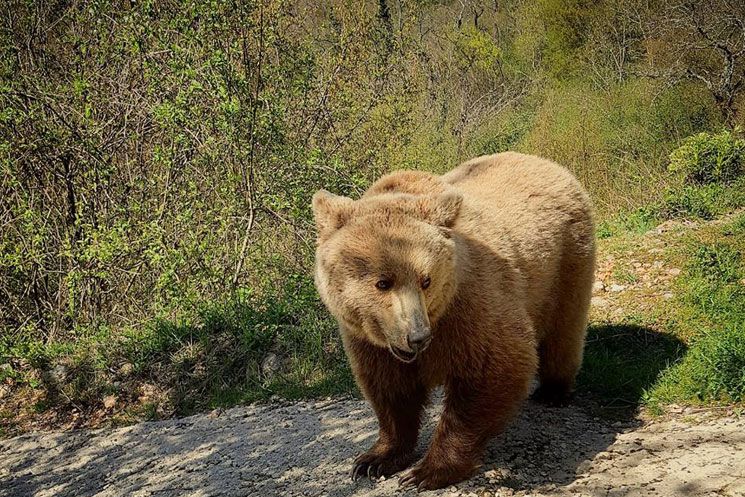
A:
[{"left": 1, "top": 398, "right": 743, "bottom": 497}]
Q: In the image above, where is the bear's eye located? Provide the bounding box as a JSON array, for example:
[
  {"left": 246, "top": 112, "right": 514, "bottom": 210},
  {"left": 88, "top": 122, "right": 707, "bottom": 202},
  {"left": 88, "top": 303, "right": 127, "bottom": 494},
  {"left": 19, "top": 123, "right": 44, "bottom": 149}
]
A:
[
  {"left": 375, "top": 279, "right": 393, "bottom": 291},
  {"left": 421, "top": 276, "right": 431, "bottom": 290}
]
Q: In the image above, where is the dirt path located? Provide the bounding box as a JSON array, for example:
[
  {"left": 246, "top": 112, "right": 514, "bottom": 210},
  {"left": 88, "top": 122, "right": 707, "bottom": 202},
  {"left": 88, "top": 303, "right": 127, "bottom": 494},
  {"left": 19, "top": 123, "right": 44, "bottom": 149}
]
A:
[{"left": 1, "top": 398, "right": 743, "bottom": 497}]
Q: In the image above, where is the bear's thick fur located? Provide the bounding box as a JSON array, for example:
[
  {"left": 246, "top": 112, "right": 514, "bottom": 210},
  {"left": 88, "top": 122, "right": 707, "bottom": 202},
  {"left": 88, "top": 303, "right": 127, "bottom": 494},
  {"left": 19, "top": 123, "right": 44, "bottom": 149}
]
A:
[{"left": 312, "top": 152, "right": 595, "bottom": 489}]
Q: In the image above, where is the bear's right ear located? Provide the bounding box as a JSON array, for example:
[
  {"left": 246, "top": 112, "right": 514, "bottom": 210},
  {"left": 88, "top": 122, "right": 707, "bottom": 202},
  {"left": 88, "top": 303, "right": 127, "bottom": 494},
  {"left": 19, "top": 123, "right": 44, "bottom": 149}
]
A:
[
  {"left": 416, "top": 190, "right": 463, "bottom": 228},
  {"left": 312, "top": 190, "right": 355, "bottom": 242}
]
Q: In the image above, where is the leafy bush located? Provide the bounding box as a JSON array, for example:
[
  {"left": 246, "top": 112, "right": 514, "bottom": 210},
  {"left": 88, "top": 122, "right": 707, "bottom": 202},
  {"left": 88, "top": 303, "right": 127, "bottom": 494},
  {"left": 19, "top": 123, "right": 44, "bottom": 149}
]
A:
[
  {"left": 661, "top": 179, "right": 745, "bottom": 220},
  {"left": 668, "top": 128, "right": 745, "bottom": 185}
]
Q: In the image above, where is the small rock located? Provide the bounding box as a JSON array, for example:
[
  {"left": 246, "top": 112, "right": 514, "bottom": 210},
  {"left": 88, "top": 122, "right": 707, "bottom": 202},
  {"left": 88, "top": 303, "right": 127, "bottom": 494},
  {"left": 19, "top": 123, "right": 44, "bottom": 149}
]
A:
[
  {"left": 609, "top": 284, "right": 626, "bottom": 292},
  {"left": 119, "top": 363, "right": 134, "bottom": 375},
  {"left": 103, "top": 395, "right": 118, "bottom": 410},
  {"left": 50, "top": 364, "right": 69, "bottom": 383},
  {"left": 592, "top": 280, "right": 605, "bottom": 293},
  {"left": 662, "top": 292, "right": 675, "bottom": 300},
  {"left": 261, "top": 352, "right": 282, "bottom": 378},
  {"left": 591, "top": 297, "right": 608, "bottom": 308},
  {"left": 668, "top": 268, "right": 682, "bottom": 276}
]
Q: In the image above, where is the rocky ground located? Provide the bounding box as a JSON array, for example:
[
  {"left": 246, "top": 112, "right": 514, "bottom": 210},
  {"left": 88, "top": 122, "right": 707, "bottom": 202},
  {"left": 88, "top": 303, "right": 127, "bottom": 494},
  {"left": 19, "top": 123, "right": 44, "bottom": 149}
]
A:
[{"left": 1, "top": 397, "right": 743, "bottom": 497}]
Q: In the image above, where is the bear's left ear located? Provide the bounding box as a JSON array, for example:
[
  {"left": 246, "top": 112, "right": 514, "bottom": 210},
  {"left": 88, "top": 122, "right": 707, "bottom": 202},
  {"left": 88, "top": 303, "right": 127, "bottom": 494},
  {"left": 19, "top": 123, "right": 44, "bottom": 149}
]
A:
[{"left": 416, "top": 191, "right": 462, "bottom": 227}]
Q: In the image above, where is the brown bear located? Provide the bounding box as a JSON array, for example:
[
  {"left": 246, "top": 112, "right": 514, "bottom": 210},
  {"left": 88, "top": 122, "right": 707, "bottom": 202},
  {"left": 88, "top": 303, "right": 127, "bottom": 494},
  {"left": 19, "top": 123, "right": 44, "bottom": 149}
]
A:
[{"left": 311, "top": 152, "right": 595, "bottom": 490}]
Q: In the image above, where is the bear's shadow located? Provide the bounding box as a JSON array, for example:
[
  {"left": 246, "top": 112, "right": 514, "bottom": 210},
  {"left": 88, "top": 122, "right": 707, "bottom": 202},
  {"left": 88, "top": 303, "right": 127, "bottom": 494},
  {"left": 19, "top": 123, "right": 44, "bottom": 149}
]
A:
[{"left": 476, "top": 398, "right": 626, "bottom": 491}]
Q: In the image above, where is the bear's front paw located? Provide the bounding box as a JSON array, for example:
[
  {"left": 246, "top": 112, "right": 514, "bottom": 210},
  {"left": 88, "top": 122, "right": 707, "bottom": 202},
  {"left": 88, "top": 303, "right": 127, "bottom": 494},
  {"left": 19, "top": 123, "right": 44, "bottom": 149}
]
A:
[
  {"left": 398, "top": 457, "right": 477, "bottom": 491},
  {"left": 351, "top": 448, "right": 415, "bottom": 481}
]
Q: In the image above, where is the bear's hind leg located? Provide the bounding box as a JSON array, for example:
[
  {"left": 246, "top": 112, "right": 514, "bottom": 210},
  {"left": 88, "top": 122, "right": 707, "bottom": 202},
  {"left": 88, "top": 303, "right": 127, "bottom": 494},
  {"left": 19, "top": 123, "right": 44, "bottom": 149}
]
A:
[{"left": 535, "top": 242, "right": 594, "bottom": 405}]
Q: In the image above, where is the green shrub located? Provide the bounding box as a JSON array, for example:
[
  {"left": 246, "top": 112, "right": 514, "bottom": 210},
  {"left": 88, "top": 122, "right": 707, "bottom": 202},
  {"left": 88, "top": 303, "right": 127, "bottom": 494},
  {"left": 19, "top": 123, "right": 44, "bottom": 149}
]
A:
[
  {"left": 661, "top": 179, "right": 745, "bottom": 220},
  {"left": 668, "top": 128, "right": 745, "bottom": 185}
]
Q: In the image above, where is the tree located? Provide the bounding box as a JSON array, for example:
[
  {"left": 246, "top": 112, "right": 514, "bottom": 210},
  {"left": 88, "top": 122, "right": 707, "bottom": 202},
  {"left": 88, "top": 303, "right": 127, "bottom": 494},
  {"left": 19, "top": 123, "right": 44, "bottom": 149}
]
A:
[{"left": 652, "top": 0, "right": 745, "bottom": 126}]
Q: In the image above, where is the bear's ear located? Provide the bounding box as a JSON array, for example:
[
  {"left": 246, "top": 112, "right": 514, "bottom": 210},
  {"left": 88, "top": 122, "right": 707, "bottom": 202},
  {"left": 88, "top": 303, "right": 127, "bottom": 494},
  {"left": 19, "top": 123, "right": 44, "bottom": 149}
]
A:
[
  {"left": 312, "top": 189, "right": 355, "bottom": 242},
  {"left": 416, "top": 191, "right": 462, "bottom": 227}
]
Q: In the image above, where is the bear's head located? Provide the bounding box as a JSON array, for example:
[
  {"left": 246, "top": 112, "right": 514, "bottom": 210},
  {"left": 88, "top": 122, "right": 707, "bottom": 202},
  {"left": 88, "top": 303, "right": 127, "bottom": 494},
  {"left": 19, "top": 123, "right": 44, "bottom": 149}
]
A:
[{"left": 312, "top": 189, "right": 462, "bottom": 363}]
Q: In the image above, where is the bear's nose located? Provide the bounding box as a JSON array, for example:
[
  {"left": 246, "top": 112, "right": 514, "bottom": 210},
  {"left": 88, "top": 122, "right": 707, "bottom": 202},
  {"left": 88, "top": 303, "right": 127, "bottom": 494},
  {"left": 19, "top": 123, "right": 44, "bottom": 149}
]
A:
[{"left": 407, "top": 328, "right": 432, "bottom": 352}]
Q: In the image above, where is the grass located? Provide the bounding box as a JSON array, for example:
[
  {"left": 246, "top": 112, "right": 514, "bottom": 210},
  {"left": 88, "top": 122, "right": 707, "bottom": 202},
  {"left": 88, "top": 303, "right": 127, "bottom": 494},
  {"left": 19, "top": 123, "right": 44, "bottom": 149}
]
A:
[
  {"left": 644, "top": 213, "right": 745, "bottom": 409},
  {"left": 596, "top": 177, "right": 745, "bottom": 239},
  {"left": 596, "top": 207, "right": 659, "bottom": 239},
  {"left": 578, "top": 323, "right": 686, "bottom": 410}
]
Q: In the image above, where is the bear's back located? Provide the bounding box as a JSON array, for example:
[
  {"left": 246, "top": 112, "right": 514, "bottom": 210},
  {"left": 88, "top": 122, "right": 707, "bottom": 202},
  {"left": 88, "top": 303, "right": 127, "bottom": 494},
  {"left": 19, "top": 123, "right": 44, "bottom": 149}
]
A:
[{"left": 444, "top": 152, "right": 595, "bottom": 337}]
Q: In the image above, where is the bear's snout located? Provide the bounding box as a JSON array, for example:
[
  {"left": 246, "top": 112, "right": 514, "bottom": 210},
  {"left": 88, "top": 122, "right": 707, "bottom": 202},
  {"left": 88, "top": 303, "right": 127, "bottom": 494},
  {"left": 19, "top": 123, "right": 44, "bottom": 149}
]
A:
[
  {"left": 389, "top": 324, "right": 431, "bottom": 363},
  {"left": 407, "top": 327, "right": 431, "bottom": 353}
]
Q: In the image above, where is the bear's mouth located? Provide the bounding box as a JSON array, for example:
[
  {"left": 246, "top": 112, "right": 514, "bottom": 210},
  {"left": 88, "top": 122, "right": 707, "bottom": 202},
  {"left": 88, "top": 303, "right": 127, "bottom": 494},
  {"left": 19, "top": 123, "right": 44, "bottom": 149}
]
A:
[{"left": 389, "top": 345, "right": 418, "bottom": 363}]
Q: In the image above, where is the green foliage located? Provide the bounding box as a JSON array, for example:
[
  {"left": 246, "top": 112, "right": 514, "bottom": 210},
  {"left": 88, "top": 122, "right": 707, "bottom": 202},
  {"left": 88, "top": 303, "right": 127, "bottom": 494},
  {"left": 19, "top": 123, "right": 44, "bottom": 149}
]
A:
[
  {"left": 598, "top": 168, "right": 745, "bottom": 238},
  {"left": 691, "top": 243, "right": 743, "bottom": 285},
  {"left": 471, "top": 104, "right": 537, "bottom": 157},
  {"left": 455, "top": 27, "right": 502, "bottom": 71},
  {"left": 596, "top": 207, "right": 659, "bottom": 239},
  {"left": 662, "top": 180, "right": 745, "bottom": 220},
  {"left": 2, "top": 275, "right": 353, "bottom": 417},
  {"left": 531, "top": 0, "right": 594, "bottom": 77},
  {"left": 668, "top": 128, "right": 745, "bottom": 185},
  {"left": 519, "top": 80, "right": 721, "bottom": 214}
]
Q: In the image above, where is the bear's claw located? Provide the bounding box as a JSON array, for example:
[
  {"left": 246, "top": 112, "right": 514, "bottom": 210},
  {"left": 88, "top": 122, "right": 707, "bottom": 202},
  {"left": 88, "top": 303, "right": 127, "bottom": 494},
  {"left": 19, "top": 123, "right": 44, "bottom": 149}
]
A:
[
  {"left": 399, "top": 466, "right": 439, "bottom": 491},
  {"left": 351, "top": 449, "right": 415, "bottom": 481},
  {"left": 398, "top": 458, "right": 477, "bottom": 491}
]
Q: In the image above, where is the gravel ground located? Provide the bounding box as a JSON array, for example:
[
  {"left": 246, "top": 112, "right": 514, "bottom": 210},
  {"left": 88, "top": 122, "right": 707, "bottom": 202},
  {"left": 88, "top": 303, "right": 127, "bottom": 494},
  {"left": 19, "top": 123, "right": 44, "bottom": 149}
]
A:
[{"left": 1, "top": 398, "right": 743, "bottom": 497}]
